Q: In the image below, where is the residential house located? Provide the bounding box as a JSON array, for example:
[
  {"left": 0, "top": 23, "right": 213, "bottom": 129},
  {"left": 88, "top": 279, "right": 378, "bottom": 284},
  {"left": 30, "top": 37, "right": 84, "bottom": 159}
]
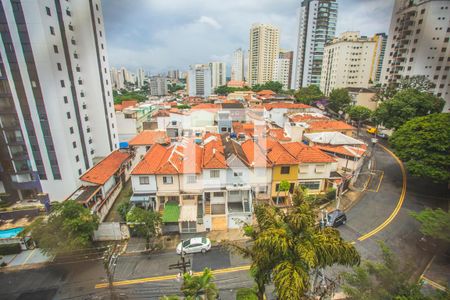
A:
[
  {"left": 221, "top": 102, "right": 246, "bottom": 122},
  {"left": 304, "top": 120, "right": 355, "bottom": 137},
  {"left": 114, "top": 104, "right": 154, "bottom": 142},
  {"left": 68, "top": 150, "right": 133, "bottom": 221},
  {"left": 128, "top": 130, "right": 170, "bottom": 159},
  {"left": 263, "top": 103, "right": 313, "bottom": 127},
  {"left": 304, "top": 132, "right": 367, "bottom": 173}
]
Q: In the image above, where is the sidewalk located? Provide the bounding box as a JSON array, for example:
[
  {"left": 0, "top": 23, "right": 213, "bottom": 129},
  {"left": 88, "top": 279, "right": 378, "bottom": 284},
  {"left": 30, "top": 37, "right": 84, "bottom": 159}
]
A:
[{"left": 0, "top": 248, "right": 52, "bottom": 270}]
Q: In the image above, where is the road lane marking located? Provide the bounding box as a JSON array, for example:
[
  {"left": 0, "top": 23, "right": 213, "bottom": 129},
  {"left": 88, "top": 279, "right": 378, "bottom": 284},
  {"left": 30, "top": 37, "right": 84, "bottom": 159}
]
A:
[
  {"left": 94, "top": 146, "right": 407, "bottom": 287},
  {"left": 357, "top": 144, "right": 407, "bottom": 242},
  {"left": 95, "top": 265, "right": 251, "bottom": 288},
  {"left": 375, "top": 171, "right": 384, "bottom": 192},
  {"left": 421, "top": 275, "right": 447, "bottom": 291},
  {"left": 22, "top": 249, "right": 36, "bottom": 265}
]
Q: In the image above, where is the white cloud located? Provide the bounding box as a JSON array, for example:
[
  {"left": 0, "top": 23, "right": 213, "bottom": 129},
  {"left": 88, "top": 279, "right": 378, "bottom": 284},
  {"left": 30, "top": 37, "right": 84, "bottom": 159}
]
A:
[{"left": 197, "top": 16, "right": 222, "bottom": 29}]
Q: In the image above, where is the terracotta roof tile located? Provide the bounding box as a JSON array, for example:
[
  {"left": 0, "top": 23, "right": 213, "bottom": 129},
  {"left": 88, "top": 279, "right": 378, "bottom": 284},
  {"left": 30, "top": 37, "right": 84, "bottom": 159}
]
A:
[
  {"left": 307, "top": 120, "right": 355, "bottom": 131},
  {"left": 283, "top": 142, "right": 336, "bottom": 163},
  {"left": 202, "top": 134, "right": 227, "bottom": 169},
  {"left": 264, "top": 102, "right": 312, "bottom": 111},
  {"left": 191, "top": 103, "right": 220, "bottom": 110},
  {"left": 80, "top": 150, "right": 131, "bottom": 185},
  {"left": 315, "top": 144, "right": 367, "bottom": 158},
  {"left": 128, "top": 130, "right": 170, "bottom": 146},
  {"left": 241, "top": 139, "right": 272, "bottom": 167},
  {"left": 288, "top": 113, "right": 329, "bottom": 123},
  {"left": 257, "top": 90, "right": 276, "bottom": 95},
  {"left": 264, "top": 139, "right": 298, "bottom": 165}
]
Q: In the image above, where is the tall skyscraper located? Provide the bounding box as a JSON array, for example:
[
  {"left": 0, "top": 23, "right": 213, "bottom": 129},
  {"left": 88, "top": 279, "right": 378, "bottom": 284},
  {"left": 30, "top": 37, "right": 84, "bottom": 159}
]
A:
[
  {"left": 167, "top": 69, "right": 180, "bottom": 80},
  {"left": 231, "top": 48, "right": 245, "bottom": 82},
  {"left": 279, "top": 50, "right": 294, "bottom": 89},
  {"left": 248, "top": 23, "right": 280, "bottom": 86},
  {"left": 294, "top": 0, "right": 338, "bottom": 89},
  {"left": 370, "top": 33, "right": 388, "bottom": 84},
  {"left": 272, "top": 56, "right": 291, "bottom": 90},
  {"left": 209, "top": 61, "right": 227, "bottom": 90},
  {"left": 381, "top": 0, "right": 449, "bottom": 111},
  {"left": 0, "top": 0, "right": 118, "bottom": 202},
  {"left": 187, "top": 64, "right": 212, "bottom": 97},
  {"left": 320, "top": 32, "right": 377, "bottom": 95},
  {"left": 137, "top": 68, "right": 145, "bottom": 88},
  {"left": 149, "top": 76, "right": 168, "bottom": 96}
]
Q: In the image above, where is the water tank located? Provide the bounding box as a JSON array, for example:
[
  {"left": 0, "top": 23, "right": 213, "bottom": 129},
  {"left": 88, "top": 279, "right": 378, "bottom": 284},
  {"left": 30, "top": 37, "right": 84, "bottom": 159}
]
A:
[{"left": 119, "top": 142, "right": 129, "bottom": 149}]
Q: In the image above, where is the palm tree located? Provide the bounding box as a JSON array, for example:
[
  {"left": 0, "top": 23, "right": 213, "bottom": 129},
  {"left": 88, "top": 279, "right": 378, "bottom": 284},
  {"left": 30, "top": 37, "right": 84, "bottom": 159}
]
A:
[
  {"left": 276, "top": 179, "right": 291, "bottom": 205},
  {"left": 224, "top": 187, "right": 360, "bottom": 300},
  {"left": 181, "top": 268, "right": 218, "bottom": 300}
]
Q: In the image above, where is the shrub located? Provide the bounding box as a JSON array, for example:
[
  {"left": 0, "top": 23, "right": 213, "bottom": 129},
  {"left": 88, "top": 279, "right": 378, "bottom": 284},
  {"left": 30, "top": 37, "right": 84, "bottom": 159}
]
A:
[
  {"left": 236, "top": 288, "right": 258, "bottom": 300},
  {"left": 0, "top": 243, "right": 22, "bottom": 255},
  {"left": 117, "top": 201, "right": 132, "bottom": 221}
]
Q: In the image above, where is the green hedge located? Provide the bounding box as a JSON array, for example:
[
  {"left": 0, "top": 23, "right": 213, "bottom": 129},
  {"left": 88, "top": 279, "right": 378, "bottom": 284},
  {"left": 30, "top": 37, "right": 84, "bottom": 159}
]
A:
[
  {"left": 0, "top": 243, "right": 22, "bottom": 255},
  {"left": 236, "top": 288, "right": 258, "bottom": 300}
]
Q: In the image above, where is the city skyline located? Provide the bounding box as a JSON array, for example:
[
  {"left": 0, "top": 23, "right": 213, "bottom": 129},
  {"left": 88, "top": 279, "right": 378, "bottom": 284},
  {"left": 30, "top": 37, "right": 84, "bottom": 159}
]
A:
[{"left": 103, "top": 0, "right": 394, "bottom": 73}]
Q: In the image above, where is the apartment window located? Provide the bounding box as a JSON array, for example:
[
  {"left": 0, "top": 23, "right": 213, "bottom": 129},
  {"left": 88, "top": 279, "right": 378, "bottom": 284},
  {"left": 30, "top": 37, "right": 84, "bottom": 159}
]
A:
[
  {"left": 139, "top": 176, "right": 150, "bottom": 185},
  {"left": 84, "top": 115, "right": 89, "bottom": 121},
  {"left": 436, "top": 66, "right": 441, "bottom": 70},
  {"left": 412, "top": 48, "right": 416, "bottom": 53},
  {"left": 210, "top": 170, "right": 220, "bottom": 178},
  {"left": 102, "top": 56, "right": 105, "bottom": 62},
  {"left": 97, "top": 17, "right": 101, "bottom": 24},
  {"left": 418, "top": 19, "right": 423, "bottom": 24},
  {"left": 78, "top": 169, "right": 82, "bottom": 175},
  {"left": 95, "top": 4, "right": 99, "bottom": 11},
  {"left": 163, "top": 176, "right": 173, "bottom": 184},
  {"left": 71, "top": 39, "right": 76, "bottom": 45},
  {"left": 53, "top": 45, "right": 58, "bottom": 53},
  {"left": 60, "top": 80, "right": 65, "bottom": 87},
  {"left": 88, "top": 139, "right": 92, "bottom": 144},
  {"left": 187, "top": 175, "right": 197, "bottom": 184},
  {"left": 87, "top": 127, "right": 91, "bottom": 133},
  {"left": 76, "top": 66, "right": 81, "bottom": 72},
  {"left": 75, "top": 155, "right": 79, "bottom": 162},
  {"left": 46, "top": 6, "right": 51, "bottom": 16},
  {"left": 74, "top": 52, "right": 78, "bottom": 59},
  {"left": 50, "top": 26, "right": 55, "bottom": 35},
  {"left": 68, "top": 24, "right": 74, "bottom": 31},
  {"left": 409, "top": 57, "right": 414, "bottom": 62},
  {"left": 101, "top": 43, "right": 104, "bottom": 49},
  {"left": 434, "top": 75, "right": 439, "bottom": 80},
  {"left": 315, "top": 165, "right": 325, "bottom": 173},
  {"left": 66, "top": 10, "right": 71, "bottom": 16},
  {"left": 90, "top": 149, "right": 94, "bottom": 155},
  {"left": 445, "top": 37, "right": 449, "bottom": 43},
  {"left": 439, "top": 57, "right": 444, "bottom": 62},
  {"left": 442, "top": 47, "right": 447, "bottom": 52},
  {"left": 69, "top": 127, "right": 74, "bottom": 134},
  {"left": 213, "top": 192, "right": 224, "bottom": 197},
  {"left": 420, "top": 9, "right": 425, "bottom": 14},
  {"left": 414, "top": 39, "right": 418, "bottom": 44},
  {"left": 280, "top": 166, "right": 290, "bottom": 174},
  {"left": 233, "top": 172, "right": 243, "bottom": 177},
  {"left": 66, "top": 112, "right": 71, "bottom": 119},
  {"left": 416, "top": 29, "right": 420, "bottom": 34},
  {"left": 57, "top": 63, "right": 62, "bottom": 71},
  {"left": 300, "top": 181, "right": 321, "bottom": 190},
  {"left": 99, "top": 30, "right": 102, "bottom": 37},
  {"left": 63, "top": 96, "right": 68, "bottom": 103},
  {"left": 72, "top": 141, "right": 77, "bottom": 148}
]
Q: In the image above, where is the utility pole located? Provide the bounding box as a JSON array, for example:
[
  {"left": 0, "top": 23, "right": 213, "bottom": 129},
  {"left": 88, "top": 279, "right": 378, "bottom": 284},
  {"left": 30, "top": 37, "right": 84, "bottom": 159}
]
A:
[
  {"left": 103, "top": 244, "right": 120, "bottom": 299},
  {"left": 169, "top": 240, "right": 191, "bottom": 275}
]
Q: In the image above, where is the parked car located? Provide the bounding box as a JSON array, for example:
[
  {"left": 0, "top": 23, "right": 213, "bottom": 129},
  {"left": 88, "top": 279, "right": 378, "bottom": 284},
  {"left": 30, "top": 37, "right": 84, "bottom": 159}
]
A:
[
  {"left": 326, "top": 210, "right": 347, "bottom": 227},
  {"left": 366, "top": 127, "right": 377, "bottom": 134},
  {"left": 176, "top": 237, "right": 211, "bottom": 255}
]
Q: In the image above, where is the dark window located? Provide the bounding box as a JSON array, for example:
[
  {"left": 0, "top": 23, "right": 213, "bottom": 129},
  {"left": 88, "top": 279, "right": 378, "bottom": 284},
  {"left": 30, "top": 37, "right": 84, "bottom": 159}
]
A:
[
  {"left": 88, "top": 139, "right": 92, "bottom": 144},
  {"left": 407, "top": 66, "right": 411, "bottom": 70},
  {"left": 60, "top": 80, "right": 65, "bottom": 87},
  {"left": 445, "top": 37, "right": 449, "bottom": 43},
  {"left": 96, "top": 4, "right": 99, "bottom": 11},
  {"left": 409, "top": 57, "right": 414, "bottom": 62},
  {"left": 97, "top": 17, "right": 101, "bottom": 24},
  {"left": 50, "top": 26, "right": 55, "bottom": 35},
  {"left": 434, "top": 75, "right": 439, "bottom": 80},
  {"left": 439, "top": 84, "right": 444, "bottom": 88},
  {"left": 421, "top": 8, "right": 425, "bottom": 14},
  {"left": 437, "top": 66, "right": 441, "bottom": 70},
  {"left": 54, "top": 173, "right": 61, "bottom": 180},
  {"left": 416, "top": 29, "right": 420, "bottom": 34},
  {"left": 101, "top": 43, "right": 104, "bottom": 49},
  {"left": 76, "top": 66, "right": 81, "bottom": 72},
  {"left": 57, "top": 63, "right": 62, "bottom": 71},
  {"left": 73, "top": 141, "right": 77, "bottom": 148},
  {"left": 280, "top": 166, "right": 290, "bottom": 174},
  {"left": 69, "top": 127, "right": 74, "bottom": 134},
  {"left": 412, "top": 48, "right": 416, "bottom": 53},
  {"left": 63, "top": 96, "right": 68, "bottom": 103},
  {"left": 99, "top": 30, "right": 102, "bottom": 37},
  {"left": 71, "top": 39, "right": 76, "bottom": 45},
  {"left": 439, "top": 57, "right": 444, "bottom": 61},
  {"left": 68, "top": 24, "right": 74, "bottom": 31},
  {"left": 53, "top": 45, "right": 58, "bottom": 53},
  {"left": 66, "top": 10, "right": 71, "bottom": 16},
  {"left": 418, "top": 19, "right": 423, "bottom": 24},
  {"left": 414, "top": 39, "right": 418, "bottom": 43},
  {"left": 78, "top": 169, "right": 82, "bottom": 175},
  {"left": 75, "top": 155, "right": 79, "bottom": 162},
  {"left": 74, "top": 52, "right": 78, "bottom": 59},
  {"left": 46, "top": 6, "right": 51, "bottom": 16},
  {"left": 442, "top": 47, "right": 447, "bottom": 52},
  {"left": 66, "top": 112, "right": 71, "bottom": 119}
]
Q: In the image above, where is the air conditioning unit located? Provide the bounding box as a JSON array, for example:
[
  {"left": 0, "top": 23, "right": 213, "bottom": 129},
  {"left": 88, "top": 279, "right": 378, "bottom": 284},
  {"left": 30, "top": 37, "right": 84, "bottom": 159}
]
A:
[{"left": 233, "top": 183, "right": 238, "bottom": 187}]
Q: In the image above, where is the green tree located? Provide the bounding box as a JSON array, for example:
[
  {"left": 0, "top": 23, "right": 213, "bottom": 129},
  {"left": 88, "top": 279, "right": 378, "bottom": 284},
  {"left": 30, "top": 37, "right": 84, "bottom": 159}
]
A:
[
  {"left": 347, "top": 106, "right": 373, "bottom": 136},
  {"left": 181, "top": 268, "right": 218, "bottom": 300},
  {"left": 411, "top": 208, "right": 450, "bottom": 243},
  {"left": 252, "top": 81, "right": 283, "bottom": 93},
  {"left": 224, "top": 187, "right": 360, "bottom": 299},
  {"left": 214, "top": 85, "right": 250, "bottom": 95},
  {"left": 374, "top": 89, "right": 445, "bottom": 129},
  {"left": 276, "top": 180, "right": 291, "bottom": 205},
  {"left": 389, "top": 113, "right": 450, "bottom": 182},
  {"left": 27, "top": 200, "right": 99, "bottom": 255},
  {"left": 294, "top": 85, "right": 324, "bottom": 105},
  {"left": 117, "top": 201, "right": 132, "bottom": 221},
  {"left": 126, "top": 207, "right": 161, "bottom": 249},
  {"left": 397, "top": 75, "right": 435, "bottom": 93},
  {"left": 168, "top": 83, "right": 184, "bottom": 94},
  {"left": 236, "top": 288, "right": 258, "bottom": 300},
  {"left": 342, "top": 242, "right": 448, "bottom": 300},
  {"left": 328, "top": 88, "right": 351, "bottom": 113}
]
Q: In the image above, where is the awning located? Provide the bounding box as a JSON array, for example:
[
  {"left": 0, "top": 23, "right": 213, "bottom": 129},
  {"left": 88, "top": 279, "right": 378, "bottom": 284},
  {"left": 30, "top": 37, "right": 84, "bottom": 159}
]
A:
[
  {"left": 157, "top": 191, "right": 180, "bottom": 196},
  {"left": 130, "top": 194, "right": 154, "bottom": 203},
  {"left": 179, "top": 205, "right": 197, "bottom": 222},
  {"left": 162, "top": 202, "right": 180, "bottom": 223}
]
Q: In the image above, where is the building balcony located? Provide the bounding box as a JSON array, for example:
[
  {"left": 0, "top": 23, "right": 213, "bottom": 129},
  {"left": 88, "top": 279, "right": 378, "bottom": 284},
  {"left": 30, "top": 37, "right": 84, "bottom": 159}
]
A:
[{"left": 10, "top": 172, "right": 41, "bottom": 190}]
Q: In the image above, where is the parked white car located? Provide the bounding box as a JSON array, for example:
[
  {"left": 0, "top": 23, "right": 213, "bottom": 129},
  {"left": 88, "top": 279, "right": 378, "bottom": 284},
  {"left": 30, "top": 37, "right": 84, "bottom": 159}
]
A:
[{"left": 176, "top": 237, "right": 211, "bottom": 255}]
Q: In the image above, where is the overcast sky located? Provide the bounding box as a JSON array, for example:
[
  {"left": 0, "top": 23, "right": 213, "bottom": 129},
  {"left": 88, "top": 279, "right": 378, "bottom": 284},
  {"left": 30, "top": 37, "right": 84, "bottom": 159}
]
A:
[{"left": 102, "top": 0, "right": 394, "bottom": 75}]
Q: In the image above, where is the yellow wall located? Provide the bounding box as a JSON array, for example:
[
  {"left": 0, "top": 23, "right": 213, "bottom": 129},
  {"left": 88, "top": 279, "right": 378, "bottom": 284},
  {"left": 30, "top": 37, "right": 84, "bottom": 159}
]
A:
[{"left": 271, "top": 164, "right": 298, "bottom": 196}]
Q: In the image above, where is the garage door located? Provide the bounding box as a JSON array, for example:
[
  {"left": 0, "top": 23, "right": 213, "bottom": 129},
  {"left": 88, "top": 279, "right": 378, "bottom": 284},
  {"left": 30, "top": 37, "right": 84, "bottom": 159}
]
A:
[
  {"left": 180, "top": 221, "right": 197, "bottom": 233},
  {"left": 211, "top": 216, "right": 227, "bottom": 231}
]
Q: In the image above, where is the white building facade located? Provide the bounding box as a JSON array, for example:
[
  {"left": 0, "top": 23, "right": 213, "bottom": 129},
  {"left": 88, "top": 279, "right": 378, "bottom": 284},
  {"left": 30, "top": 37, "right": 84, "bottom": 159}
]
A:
[
  {"left": 0, "top": 0, "right": 118, "bottom": 202},
  {"left": 231, "top": 48, "right": 245, "bottom": 82},
  {"left": 272, "top": 58, "right": 291, "bottom": 90},
  {"left": 187, "top": 64, "right": 212, "bottom": 98},
  {"left": 294, "top": 0, "right": 338, "bottom": 89},
  {"left": 210, "top": 61, "right": 226, "bottom": 90},
  {"left": 381, "top": 0, "right": 450, "bottom": 111}
]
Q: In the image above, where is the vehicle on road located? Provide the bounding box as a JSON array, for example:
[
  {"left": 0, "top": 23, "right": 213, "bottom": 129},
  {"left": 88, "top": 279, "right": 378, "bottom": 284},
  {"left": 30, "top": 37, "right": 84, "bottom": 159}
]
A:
[
  {"left": 176, "top": 237, "right": 211, "bottom": 255},
  {"left": 377, "top": 132, "right": 389, "bottom": 139},
  {"left": 326, "top": 210, "right": 347, "bottom": 227},
  {"left": 367, "top": 127, "right": 377, "bottom": 134}
]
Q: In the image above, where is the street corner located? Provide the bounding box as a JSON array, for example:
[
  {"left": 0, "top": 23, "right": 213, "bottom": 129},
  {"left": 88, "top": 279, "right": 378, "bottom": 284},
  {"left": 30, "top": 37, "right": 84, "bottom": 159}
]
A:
[
  {"left": 420, "top": 255, "right": 450, "bottom": 294},
  {"left": 365, "top": 170, "right": 384, "bottom": 192}
]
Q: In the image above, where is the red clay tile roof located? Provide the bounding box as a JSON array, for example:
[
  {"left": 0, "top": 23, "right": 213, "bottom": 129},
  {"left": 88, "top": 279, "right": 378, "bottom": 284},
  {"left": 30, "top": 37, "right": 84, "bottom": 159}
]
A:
[
  {"left": 288, "top": 114, "right": 329, "bottom": 123},
  {"left": 128, "top": 130, "right": 170, "bottom": 146},
  {"left": 114, "top": 104, "right": 123, "bottom": 111},
  {"left": 306, "top": 120, "right": 355, "bottom": 131},
  {"left": 202, "top": 134, "right": 227, "bottom": 169},
  {"left": 132, "top": 141, "right": 203, "bottom": 175},
  {"left": 257, "top": 90, "right": 276, "bottom": 96},
  {"left": 152, "top": 110, "right": 170, "bottom": 117},
  {"left": 191, "top": 103, "right": 220, "bottom": 110},
  {"left": 80, "top": 150, "right": 131, "bottom": 185},
  {"left": 283, "top": 142, "right": 336, "bottom": 163},
  {"left": 241, "top": 139, "right": 272, "bottom": 167},
  {"left": 267, "top": 128, "right": 291, "bottom": 141},
  {"left": 264, "top": 139, "right": 299, "bottom": 165},
  {"left": 264, "top": 102, "right": 312, "bottom": 111},
  {"left": 121, "top": 100, "right": 138, "bottom": 109}
]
